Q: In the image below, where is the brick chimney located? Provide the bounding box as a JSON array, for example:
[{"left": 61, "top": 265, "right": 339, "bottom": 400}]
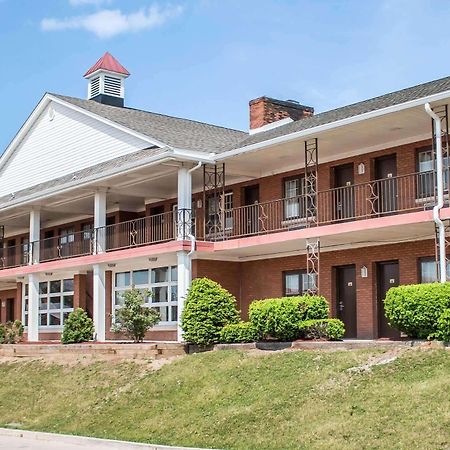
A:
[{"left": 249, "top": 97, "right": 314, "bottom": 130}]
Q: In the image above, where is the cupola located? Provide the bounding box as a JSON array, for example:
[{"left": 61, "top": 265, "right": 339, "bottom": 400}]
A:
[{"left": 84, "top": 52, "right": 130, "bottom": 107}]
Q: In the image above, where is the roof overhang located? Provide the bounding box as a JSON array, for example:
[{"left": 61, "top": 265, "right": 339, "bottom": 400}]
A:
[{"left": 216, "top": 88, "right": 450, "bottom": 161}]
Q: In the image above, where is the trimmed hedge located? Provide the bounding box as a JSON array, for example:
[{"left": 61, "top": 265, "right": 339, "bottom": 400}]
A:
[
  {"left": 219, "top": 322, "right": 258, "bottom": 343},
  {"left": 299, "top": 319, "right": 345, "bottom": 341},
  {"left": 434, "top": 309, "right": 450, "bottom": 342},
  {"left": 61, "top": 308, "right": 94, "bottom": 344},
  {"left": 384, "top": 283, "right": 450, "bottom": 339},
  {"left": 249, "top": 296, "right": 329, "bottom": 341},
  {"left": 181, "top": 278, "right": 240, "bottom": 346}
]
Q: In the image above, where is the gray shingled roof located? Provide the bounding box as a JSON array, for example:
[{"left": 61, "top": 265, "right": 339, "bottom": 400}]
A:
[
  {"left": 52, "top": 94, "right": 246, "bottom": 153},
  {"left": 226, "top": 75, "right": 450, "bottom": 150},
  {"left": 0, "top": 146, "right": 167, "bottom": 209}
]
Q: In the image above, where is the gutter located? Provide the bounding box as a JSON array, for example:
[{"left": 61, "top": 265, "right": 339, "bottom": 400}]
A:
[
  {"left": 425, "top": 103, "right": 447, "bottom": 283},
  {"left": 187, "top": 161, "right": 203, "bottom": 256}
]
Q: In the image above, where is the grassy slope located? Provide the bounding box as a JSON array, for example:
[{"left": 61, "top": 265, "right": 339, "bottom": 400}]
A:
[{"left": 0, "top": 349, "right": 448, "bottom": 450}]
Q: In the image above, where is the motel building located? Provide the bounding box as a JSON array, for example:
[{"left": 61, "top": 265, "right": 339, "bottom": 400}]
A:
[{"left": 0, "top": 52, "right": 450, "bottom": 342}]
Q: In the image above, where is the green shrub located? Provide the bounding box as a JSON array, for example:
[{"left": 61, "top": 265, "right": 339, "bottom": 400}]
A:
[
  {"left": 61, "top": 308, "right": 94, "bottom": 344},
  {"left": 113, "top": 289, "right": 160, "bottom": 342},
  {"left": 299, "top": 319, "right": 345, "bottom": 341},
  {"left": 434, "top": 309, "right": 450, "bottom": 342},
  {"left": 249, "top": 295, "right": 329, "bottom": 341},
  {"left": 219, "top": 322, "right": 258, "bottom": 343},
  {"left": 384, "top": 283, "right": 450, "bottom": 339},
  {"left": 181, "top": 278, "right": 240, "bottom": 346},
  {"left": 0, "top": 320, "right": 24, "bottom": 344}
]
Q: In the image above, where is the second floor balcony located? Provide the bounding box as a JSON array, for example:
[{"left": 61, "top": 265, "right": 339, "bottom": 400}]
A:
[{"left": 0, "top": 170, "right": 440, "bottom": 270}]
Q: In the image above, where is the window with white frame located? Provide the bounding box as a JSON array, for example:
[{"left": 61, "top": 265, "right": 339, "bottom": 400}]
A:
[
  {"left": 207, "top": 192, "right": 233, "bottom": 232},
  {"left": 417, "top": 147, "right": 449, "bottom": 198},
  {"left": 23, "top": 278, "right": 74, "bottom": 328},
  {"left": 283, "top": 270, "right": 317, "bottom": 296},
  {"left": 113, "top": 266, "right": 178, "bottom": 324},
  {"left": 283, "top": 176, "right": 305, "bottom": 220},
  {"left": 419, "top": 257, "right": 450, "bottom": 283}
]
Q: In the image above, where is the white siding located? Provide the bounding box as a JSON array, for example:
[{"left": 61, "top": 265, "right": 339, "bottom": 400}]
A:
[{"left": 0, "top": 101, "right": 149, "bottom": 197}]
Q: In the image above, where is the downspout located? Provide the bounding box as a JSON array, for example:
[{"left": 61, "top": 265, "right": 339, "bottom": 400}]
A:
[
  {"left": 187, "top": 161, "right": 203, "bottom": 256},
  {"left": 425, "top": 103, "right": 447, "bottom": 283}
]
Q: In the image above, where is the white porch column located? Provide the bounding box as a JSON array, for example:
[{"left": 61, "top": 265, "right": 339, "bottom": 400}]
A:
[
  {"left": 94, "top": 189, "right": 107, "bottom": 254},
  {"left": 92, "top": 263, "right": 106, "bottom": 341},
  {"left": 177, "top": 250, "right": 191, "bottom": 342},
  {"left": 177, "top": 165, "right": 192, "bottom": 240},
  {"left": 27, "top": 273, "right": 39, "bottom": 341},
  {"left": 29, "top": 208, "right": 40, "bottom": 264}
]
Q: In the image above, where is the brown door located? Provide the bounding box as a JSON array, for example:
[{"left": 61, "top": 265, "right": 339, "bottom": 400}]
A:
[
  {"left": 333, "top": 164, "right": 355, "bottom": 221},
  {"left": 375, "top": 155, "right": 397, "bottom": 214},
  {"left": 5, "top": 298, "right": 14, "bottom": 322},
  {"left": 377, "top": 261, "right": 400, "bottom": 339},
  {"left": 243, "top": 185, "right": 260, "bottom": 235},
  {"left": 336, "top": 265, "right": 357, "bottom": 338}
]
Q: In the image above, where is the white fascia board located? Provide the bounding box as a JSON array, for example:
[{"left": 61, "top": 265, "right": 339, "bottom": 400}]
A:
[
  {"left": 0, "top": 153, "right": 175, "bottom": 213},
  {"left": 215, "top": 89, "right": 450, "bottom": 161}
]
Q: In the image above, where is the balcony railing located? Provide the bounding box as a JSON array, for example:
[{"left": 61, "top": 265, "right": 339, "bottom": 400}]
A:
[
  {"left": 38, "top": 230, "right": 94, "bottom": 263},
  {"left": 0, "top": 171, "right": 440, "bottom": 270},
  {"left": 208, "top": 171, "right": 437, "bottom": 240},
  {"left": 96, "top": 210, "right": 176, "bottom": 253},
  {"left": 0, "top": 243, "right": 30, "bottom": 269}
]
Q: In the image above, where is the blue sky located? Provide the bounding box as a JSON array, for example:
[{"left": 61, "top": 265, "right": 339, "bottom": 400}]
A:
[{"left": 1, "top": 0, "right": 450, "bottom": 151}]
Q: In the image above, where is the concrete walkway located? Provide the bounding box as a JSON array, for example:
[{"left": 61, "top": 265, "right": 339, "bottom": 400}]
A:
[{"left": 0, "top": 428, "right": 215, "bottom": 450}]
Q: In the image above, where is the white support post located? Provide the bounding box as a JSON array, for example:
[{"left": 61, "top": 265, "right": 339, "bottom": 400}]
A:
[
  {"left": 29, "top": 208, "right": 40, "bottom": 264},
  {"left": 177, "top": 250, "right": 191, "bottom": 342},
  {"left": 92, "top": 263, "right": 106, "bottom": 341},
  {"left": 27, "top": 273, "right": 39, "bottom": 341},
  {"left": 177, "top": 166, "right": 192, "bottom": 240},
  {"left": 94, "top": 189, "right": 107, "bottom": 254}
]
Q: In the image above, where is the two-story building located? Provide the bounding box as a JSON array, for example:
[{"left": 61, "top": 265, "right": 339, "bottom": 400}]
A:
[{"left": 1, "top": 52, "right": 449, "bottom": 342}]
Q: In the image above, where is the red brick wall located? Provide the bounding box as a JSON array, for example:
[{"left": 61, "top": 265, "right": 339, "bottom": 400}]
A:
[{"left": 196, "top": 239, "right": 436, "bottom": 338}]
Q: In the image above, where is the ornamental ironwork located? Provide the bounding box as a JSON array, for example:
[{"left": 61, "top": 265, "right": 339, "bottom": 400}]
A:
[
  {"left": 306, "top": 238, "right": 320, "bottom": 294},
  {"left": 304, "top": 138, "right": 318, "bottom": 226}
]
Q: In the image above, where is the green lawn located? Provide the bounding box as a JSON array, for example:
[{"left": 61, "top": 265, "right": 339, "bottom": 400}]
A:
[{"left": 0, "top": 348, "right": 448, "bottom": 450}]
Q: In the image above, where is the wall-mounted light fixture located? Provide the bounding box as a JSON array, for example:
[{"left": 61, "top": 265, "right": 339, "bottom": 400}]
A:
[
  {"left": 44, "top": 272, "right": 53, "bottom": 276},
  {"left": 107, "top": 263, "right": 116, "bottom": 268},
  {"left": 196, "top": 199, "right": 203, "bottom": 209},
  {"left": 358, "top": 162, "right": 366, "bottom": 175},
  {"left": 148, "top": 257, "right": 158, "bottom": 262},
  {"left": 361, "top": 265, "right": 368, "bottom": 278}
]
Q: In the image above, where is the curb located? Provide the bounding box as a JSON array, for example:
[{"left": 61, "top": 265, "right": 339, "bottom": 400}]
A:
[{"left": 0, "top": 427, "right": 217, "bottom": 450}]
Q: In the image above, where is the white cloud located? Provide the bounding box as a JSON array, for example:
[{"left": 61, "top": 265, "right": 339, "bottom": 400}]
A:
[
  {"left": 69, "top": 0, "right": 112, "bottom": 6},
  {"left": 41, "top": 5, "right": 183, "bottom": 39}
]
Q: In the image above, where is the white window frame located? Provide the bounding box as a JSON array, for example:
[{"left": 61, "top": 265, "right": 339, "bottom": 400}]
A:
[
  {"left": 113, "top": 266, "right": 178, "bottom": 325},
  {"left": 23, "top": 278, "right": 74, "bottom": 330}
]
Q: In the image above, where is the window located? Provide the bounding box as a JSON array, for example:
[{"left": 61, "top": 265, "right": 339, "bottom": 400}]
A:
[
  {"left": 23, "top": 278, "right": 74, "bottom": 328},
  {"left": 113, "top": 266, "right": 178, "bottom": 324},
  {"left": 206, "top": 192, "right": 233, "bottom": 234},
  {"left": 419, "top": 257, "right": 450, "bottom": 283},
  {"left": 417, "top": 146, "right": 449, "bottom": 198},
  {"left": 283, "top": 176, "right": 306, "bottom": 220},
  {"left": 283, "top": 270, "right": 317, "bottom": 296},
  {"left": 59, "top": 228, "right": 75, "bottom": 245}
]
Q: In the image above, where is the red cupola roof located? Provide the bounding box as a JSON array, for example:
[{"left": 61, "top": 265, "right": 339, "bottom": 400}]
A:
[{"left": 84, "top": 52, "right": 130, "bottom": 78}]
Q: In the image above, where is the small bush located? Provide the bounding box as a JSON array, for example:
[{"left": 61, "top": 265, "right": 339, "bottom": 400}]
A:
[
  {"left": 61, "top": 309, "right": 94, "bottom": 344},
  {"left": 434, "top": 309, "right": 450, "bottom": 342},
  {"left": 299, "top": 319, "right": 345, "bottom": 341},
  {"left": 384, "top": 283, "right": 450, "bottom": 339},
  {"left": 181, "top": 278, "right": 240, "bottom": 346},
  {"left": 0, "top": 320, "right": 24, "bottom": 344},
  {"left": 249, "top": 296, "right": 329, "bottom": 341},
  {"left": 114, "top": 289, "right": 160, "bottom": 342},
  {"left": 219, "top": 322, "right": 258, "bottom": 343}
]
